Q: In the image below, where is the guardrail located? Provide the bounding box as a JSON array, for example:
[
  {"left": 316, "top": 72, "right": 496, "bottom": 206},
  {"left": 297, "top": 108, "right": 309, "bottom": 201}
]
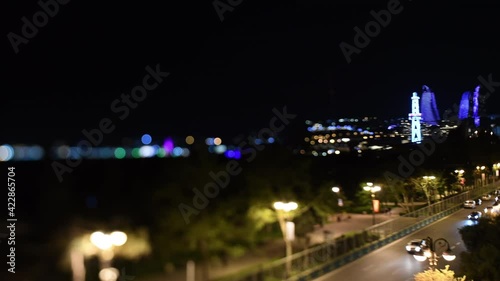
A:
[{"left": 213, "top": 181, "right": 499, "bottom": 281}]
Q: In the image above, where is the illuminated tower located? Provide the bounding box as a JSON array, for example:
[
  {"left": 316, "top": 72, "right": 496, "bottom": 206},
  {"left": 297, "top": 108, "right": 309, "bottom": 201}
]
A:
[
  {"left": 409, "top": 92, "right": 422, "bottom": 143},
  {"left": 420, "top": 85, "right": 440, "bottom": 125},
  {"left": 458, "top": 85, "right": 480, "bottom": 127},
  {"left": 473, "top": 85, "right": 480, "bottom": 127},
  {"left": 458, "top": 91, "right": 470, "bottom": 120}
]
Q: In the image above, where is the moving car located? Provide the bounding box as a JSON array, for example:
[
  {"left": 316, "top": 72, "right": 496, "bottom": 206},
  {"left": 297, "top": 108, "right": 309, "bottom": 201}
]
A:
[
  {"left": 467, "top": 211, "right": 482, "bottom": 220},
  {"left": 482, "top": 194, "right": 492, "bottom": 201},
  {"left": 463, "top": 200, "right": 476, "bottom": 209},
  {"left": 406, "top": 239, "right": 425, "bottom": 254}
]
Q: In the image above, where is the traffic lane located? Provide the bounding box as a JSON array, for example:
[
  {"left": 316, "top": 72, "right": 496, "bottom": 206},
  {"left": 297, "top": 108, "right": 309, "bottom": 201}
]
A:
[{"left": 314, "top": 208, "right": 475, "bottom": 281}]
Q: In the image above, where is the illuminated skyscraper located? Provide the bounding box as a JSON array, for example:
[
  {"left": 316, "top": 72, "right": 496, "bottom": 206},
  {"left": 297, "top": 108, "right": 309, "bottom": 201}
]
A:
[
  {"left": 458, "top": 85, "right": 480, "bottom": 127},
  {"left": 473, "top": 85, "right": 480, "bottom": 127},
  {"left": 458, "top": 91, "right": 470, "bottom": 120},
  {"left": 409, "top": 92, "right": 422, "bottom": 143},
  {"left": 420, "top": 85, "right": 440, "bottom": 125}
]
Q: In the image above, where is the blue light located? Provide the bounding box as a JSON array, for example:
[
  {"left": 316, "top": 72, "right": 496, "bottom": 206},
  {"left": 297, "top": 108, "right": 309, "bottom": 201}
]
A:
[
  {"left": 267, "top": 137, "right": 275, "bottom": 143},
  {"left": 225, "top": 150, "right": 235, "bottom": 158},
  {"left": 255, "top": 139, "right": 263, "bottom": 145},
  {"left": 172, "top": 147, "right": 183, "bottom": 157},
  {"left": 225, "top": 149, "right": 242, "bottom": 159},
  {"left": 141, "top": 134, "right": 152, "bottom": 145},
  {"left": 233, "top": 150, "right": 241, "bottom": 159}
]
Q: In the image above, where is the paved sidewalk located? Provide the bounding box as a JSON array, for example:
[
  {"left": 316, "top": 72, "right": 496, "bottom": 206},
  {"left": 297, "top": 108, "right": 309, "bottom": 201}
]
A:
[{"left": 137, "top": 208, "right": 404, "bottom": 281}]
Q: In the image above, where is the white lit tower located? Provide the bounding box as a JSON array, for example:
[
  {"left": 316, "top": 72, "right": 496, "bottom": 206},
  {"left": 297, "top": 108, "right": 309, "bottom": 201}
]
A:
[{"left": 408, "top": 92, "right": 422, "bottom": 143}]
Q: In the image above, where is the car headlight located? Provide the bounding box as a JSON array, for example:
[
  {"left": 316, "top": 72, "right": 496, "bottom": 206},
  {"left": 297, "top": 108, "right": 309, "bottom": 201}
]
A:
[
  {"left": 406, "top": 246, "right": 411, "bottom": 251},
  {"left": 415, "top": 246, "right": 421, "bottom": 252}
]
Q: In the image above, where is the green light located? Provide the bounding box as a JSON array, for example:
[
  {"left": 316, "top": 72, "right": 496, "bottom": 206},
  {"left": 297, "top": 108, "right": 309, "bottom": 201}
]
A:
[
  {"left": 132, "top": 148, "right": 141, "bottom": 158},
  {"left": 157, "top": 148, "right": 166, "bottom": 158},
  {"left": 114, "top": 147, "right": 126, "bottom": 159}
]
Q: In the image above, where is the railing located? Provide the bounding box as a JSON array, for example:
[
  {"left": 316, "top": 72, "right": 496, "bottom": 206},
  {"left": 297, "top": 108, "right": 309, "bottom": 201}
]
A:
[{"left": 213, "top": 181, "right": 500, "bottom": 281}]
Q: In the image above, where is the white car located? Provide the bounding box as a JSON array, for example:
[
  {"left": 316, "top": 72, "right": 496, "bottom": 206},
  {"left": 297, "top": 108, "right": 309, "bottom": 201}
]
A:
[
  {"left": 406, "top": 239, "right": 425, "bottom": 254},
  {"left": 463, "top": 200, "right": 476, "bottom": 209},
  {"left": 482, "top": 194, "right": 492, "bottom": 201}
]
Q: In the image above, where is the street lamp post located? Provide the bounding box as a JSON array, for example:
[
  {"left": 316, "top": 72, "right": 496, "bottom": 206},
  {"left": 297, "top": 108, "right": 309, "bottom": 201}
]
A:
[
  {"left": 493, "top": 163, "right": 500, "bottom": 178},
  {"left": 454, "top": 170, "right": 465, "bottom": 191},
  {"left": 90, "top": 231, "right": 128, "bottom": 281},
  {"left": 413, "top": 236, "right": 456, "bottom": 271},
  {"left": 363, "top": 182, "right": 381, "bottom": 225},
  {"left": 273, "top": 201, "right": 298, "bottom": 278},
  {"left": 423, "top": 176, "right": 436, "bottom": 201},
  {"left": 476, "top": 166, "right": 486, "bottom": 186},
  {"left": 332, "top": 187, "right": 342, "bottom": 221}
]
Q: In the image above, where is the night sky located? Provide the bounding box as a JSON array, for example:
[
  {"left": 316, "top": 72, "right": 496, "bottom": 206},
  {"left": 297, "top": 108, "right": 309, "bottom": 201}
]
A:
[{"left": 3, "top": 0, "right": 500, "bottom": 144}]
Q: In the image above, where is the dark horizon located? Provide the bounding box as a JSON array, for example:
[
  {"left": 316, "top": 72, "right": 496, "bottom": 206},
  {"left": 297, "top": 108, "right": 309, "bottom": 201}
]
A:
[{"left": 3, "top": 1, "right": 500, "bottom": 144}]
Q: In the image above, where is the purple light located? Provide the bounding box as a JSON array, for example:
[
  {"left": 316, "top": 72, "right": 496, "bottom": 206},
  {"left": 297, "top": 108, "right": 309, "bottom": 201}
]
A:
[{"left": 163, "top": 138, "right": 174, "bottom": 155}]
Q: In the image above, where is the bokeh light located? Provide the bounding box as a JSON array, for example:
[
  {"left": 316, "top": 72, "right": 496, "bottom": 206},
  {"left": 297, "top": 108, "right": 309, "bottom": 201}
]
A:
[
  {"left": 0, "top": 144, "right": 14, "bottom": 161},
  {"left": 114, "top": 147, "right": 126, "bottom": 159},
  {"left": 185, "top": 135, "right": 194, "bottom": 145},
  {"left": 141, "top": 134, "right": 152, "bottom": 145}
]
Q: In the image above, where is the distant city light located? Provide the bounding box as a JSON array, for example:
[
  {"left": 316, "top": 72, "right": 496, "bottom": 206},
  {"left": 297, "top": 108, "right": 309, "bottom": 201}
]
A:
[
  {"left": 157, "top": 148, "right": 167, "bottom": 158},
  {"left": 163, "top": 138, "right": 174, "bottom": 155},
  {"left": 139, "top": 145, "right": 156, "bottom": 158},
  {"left": 214, "top": 144, "right": 227, "bottom": 154},
  {"left": 185, "top": 135, "right": 194, "bottom": 145},
  {"left": 0, "top": 144, "right": 14, "bottom": 161},
  {"left": 268, "top": 137, "right": 275, "bottom": 143},
  {"left": 114, "top": 147, "right": 126, "bottom": 159},
  {"left": 131, "top": 148, "right": 141, "bottom": 158},
  {"left": 213, "top": 137, "right": 222, "bottom": 145},
  {"left": 141, "top": 134, "right": 152, "bottom": 145},
  {"left": 172, "top": 147, "right": 183, "bottom": 157},
  {"left": 205, "top": 138, "right": 214, "bottom": 146},
  {"left": 182, "top": 148, "right": 190, "bottom": 157},
  {"left": 224, "top": 149, "right": 242, "bottom": 159}
]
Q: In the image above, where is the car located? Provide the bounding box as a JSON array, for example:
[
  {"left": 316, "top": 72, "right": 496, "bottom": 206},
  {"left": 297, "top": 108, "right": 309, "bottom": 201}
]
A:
[
  {"left": 463, "top": 200, "right": 476, "bottom": 209},
  {"left": 467, "top": 211, "right": 482, "bottom": 220},
  {"left": 482, "top": 194, "right": 492, "bottom": 201},
  {"left": 406, "top": 239, "right": 425, "bottom": 254}
]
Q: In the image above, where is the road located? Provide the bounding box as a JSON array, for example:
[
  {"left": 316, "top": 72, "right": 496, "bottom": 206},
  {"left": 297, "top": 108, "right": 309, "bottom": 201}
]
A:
[{"left": 313, "top": 208, "right": 477, "bottom": 281}]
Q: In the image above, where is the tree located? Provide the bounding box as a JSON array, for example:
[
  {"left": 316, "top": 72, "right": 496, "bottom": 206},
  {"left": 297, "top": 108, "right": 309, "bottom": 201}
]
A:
[
  {"left": 458, "top": 215, "right": 500, "bottom": 280},
  {"left": 414, "top": 265, "right": 467, "bottom": 281},
  {"left": 383, "top": 175, "right": 417, "bottom": 213}
]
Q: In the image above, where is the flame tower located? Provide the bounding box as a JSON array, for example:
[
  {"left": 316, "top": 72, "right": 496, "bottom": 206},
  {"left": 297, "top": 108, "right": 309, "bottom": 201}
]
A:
[{"left": 420, "top": 85, "right": 440, "bottom": 125}]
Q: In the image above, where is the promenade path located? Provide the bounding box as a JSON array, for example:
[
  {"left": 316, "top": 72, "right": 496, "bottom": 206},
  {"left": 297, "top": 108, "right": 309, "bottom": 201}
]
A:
[{"left": 136, "top": 207, "right": 406, "bottom": 281}]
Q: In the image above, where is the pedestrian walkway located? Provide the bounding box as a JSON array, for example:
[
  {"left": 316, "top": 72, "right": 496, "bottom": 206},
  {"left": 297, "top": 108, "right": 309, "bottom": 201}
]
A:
[{"left": 137, "top": 208, "right": 404, "bottom": 281}]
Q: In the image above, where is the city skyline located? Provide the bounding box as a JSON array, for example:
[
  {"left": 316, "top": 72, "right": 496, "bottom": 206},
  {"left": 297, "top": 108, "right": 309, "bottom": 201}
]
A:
[{"left": 3, "top": 1, "right": 500, "bottom": 144}]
